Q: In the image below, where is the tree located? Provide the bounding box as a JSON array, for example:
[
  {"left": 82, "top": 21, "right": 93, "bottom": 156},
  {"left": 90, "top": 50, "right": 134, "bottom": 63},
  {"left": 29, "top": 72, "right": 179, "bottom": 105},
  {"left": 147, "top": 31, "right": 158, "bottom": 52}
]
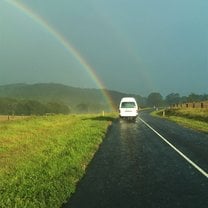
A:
[
  {"left": 15, "top": 100, "right": 47, "bottom": 115},
  {"left": 76, "top": 103, "right": 89, "bottom": 113},
  {"left": 147, "top": 92, "right": 163, "bottom": 107},
  {"left": 165, "top": 93, "right": 180, "bottom": 106},
  {"left": 46, "top": 102, "right": 70, "bottom": 114},
  {"left": 187, "top": 93, "right": 204, "bottom": 102}
]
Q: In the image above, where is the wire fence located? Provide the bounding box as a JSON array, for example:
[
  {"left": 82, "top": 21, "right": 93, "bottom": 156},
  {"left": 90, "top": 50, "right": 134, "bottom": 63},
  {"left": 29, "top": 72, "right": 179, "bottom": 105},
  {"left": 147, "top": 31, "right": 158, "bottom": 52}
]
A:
[{"left": 172, "top": 101, "right": 208, "bottom": 109}]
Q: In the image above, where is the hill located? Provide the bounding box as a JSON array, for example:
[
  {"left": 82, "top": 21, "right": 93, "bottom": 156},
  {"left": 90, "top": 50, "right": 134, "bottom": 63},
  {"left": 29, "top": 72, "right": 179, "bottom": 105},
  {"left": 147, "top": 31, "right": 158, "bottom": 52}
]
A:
[{"left": 0, "top": 83, "right": 143, "bottom": 113}]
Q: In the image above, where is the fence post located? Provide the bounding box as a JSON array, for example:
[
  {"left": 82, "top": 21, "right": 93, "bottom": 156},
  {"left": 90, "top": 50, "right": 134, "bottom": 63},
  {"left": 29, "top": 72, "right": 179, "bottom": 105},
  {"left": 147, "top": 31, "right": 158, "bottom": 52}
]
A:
[{"left": 162, "top": 110, "right": 165, "bottom": 117}]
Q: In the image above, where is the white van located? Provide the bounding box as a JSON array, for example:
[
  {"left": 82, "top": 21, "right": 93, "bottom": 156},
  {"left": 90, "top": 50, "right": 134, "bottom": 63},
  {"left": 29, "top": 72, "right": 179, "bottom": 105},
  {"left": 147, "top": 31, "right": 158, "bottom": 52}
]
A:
[{"left": 119, "top": 97, "right": 138, "bottom": 120}]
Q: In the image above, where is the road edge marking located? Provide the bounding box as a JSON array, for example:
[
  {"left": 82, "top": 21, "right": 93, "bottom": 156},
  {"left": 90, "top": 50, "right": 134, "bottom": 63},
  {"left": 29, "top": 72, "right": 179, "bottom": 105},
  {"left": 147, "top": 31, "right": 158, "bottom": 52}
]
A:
[{"left": 139, "top": 117, "right": 208, "bottom": 179}]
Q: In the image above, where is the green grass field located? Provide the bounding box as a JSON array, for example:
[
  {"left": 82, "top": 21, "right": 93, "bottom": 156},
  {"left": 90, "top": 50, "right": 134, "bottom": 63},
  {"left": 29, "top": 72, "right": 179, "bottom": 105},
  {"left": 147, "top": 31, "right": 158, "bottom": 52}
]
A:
[
  {"left": 152, "top": 108, "right": 208, "bottom": 133},
  {"left": 0, "top": 113, "right": 117, "bottom": 208}
]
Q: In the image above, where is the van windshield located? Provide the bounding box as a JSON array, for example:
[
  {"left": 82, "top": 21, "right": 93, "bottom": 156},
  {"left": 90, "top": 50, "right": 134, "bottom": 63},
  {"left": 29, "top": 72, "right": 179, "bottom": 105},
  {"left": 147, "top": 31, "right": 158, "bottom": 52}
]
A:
[{"left": 121, "top": 102, "right": 136, "bottom": 108}]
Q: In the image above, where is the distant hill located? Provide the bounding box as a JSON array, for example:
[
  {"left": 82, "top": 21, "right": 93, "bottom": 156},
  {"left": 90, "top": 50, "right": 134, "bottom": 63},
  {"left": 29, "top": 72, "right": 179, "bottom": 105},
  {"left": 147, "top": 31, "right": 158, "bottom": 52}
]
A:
[{"left": 0, "top": 83, "right": 144, "bottom": 113}]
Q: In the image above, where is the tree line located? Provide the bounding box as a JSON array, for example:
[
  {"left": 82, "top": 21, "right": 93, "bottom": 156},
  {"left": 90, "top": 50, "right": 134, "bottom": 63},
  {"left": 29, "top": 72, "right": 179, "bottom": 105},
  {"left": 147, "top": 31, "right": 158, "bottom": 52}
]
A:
[
  {"left": 0, "top": 98, "right": 70, "bottom": 115},
  {"left": 145, "top": 92, "right": 208, "bottom": 107},
  {"left": 0, "top": 98, "right": 109, "bottom": 115},
  {"left": 1, "top": 92, "right": 207, "bottom": 115}
]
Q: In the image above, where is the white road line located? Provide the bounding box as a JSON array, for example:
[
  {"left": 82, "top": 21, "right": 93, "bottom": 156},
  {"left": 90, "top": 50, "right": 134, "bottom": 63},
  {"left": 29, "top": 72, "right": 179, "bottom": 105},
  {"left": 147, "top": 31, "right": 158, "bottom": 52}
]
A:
[{"left": 139, "top": 117, "right": 208, "bottom": 179}]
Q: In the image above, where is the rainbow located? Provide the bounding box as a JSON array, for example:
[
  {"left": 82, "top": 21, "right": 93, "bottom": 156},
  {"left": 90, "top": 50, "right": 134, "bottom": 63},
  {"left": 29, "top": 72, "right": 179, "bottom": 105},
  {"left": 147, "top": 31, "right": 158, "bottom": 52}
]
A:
[{"left": 4, "top": 0, "right": 115, "bottom": 111}]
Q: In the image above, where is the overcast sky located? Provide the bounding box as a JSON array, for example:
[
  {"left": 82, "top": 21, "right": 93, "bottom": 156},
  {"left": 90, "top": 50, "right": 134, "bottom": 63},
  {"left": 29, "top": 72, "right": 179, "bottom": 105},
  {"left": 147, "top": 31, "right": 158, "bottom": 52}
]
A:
[{"left": 0, "top": 0, "right": 208, "bottom": 96}]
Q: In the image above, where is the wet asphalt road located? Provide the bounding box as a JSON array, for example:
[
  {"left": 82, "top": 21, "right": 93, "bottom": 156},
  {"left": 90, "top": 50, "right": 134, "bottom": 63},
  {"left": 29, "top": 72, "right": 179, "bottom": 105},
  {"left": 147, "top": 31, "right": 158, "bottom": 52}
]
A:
[{"left": 63, "top": 110, "right": 208, "bottom": 208}]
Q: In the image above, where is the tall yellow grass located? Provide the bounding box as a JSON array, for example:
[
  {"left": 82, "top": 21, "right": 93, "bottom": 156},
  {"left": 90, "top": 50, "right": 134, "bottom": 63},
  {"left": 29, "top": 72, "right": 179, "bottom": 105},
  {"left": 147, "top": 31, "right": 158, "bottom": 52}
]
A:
[{"left": 0, "top": 115, "right": 29, "bottom": 122}]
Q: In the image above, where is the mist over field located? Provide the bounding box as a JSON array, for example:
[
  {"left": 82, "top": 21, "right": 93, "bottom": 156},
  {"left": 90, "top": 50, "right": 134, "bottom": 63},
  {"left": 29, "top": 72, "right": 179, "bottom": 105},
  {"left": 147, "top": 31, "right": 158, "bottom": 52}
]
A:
[{"left": 0, "top": 0, "right": 208, "bottom": 96}]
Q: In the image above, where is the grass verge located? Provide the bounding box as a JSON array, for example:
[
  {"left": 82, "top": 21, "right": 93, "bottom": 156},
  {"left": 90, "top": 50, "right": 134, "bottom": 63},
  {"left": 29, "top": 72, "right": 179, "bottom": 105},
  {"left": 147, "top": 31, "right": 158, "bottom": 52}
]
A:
[
  {"left": 152, "top": 108, "right": 208, "bottom": 133},
  {"left": 0, "top": 113, "right": 117, "bottom": 208}
]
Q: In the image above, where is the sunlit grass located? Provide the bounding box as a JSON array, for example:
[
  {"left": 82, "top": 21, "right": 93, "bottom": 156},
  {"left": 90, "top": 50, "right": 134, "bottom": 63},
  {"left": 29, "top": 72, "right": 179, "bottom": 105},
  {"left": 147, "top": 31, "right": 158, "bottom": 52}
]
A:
[
  {"left": 167, "top": 116, "right": 208, "bottom": 133},
  {"left": 152, "top": 108, "right": 208, "bottom": 133},
  {"left": 0, "top": 113, "right": 117, "bottom": 208}
]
